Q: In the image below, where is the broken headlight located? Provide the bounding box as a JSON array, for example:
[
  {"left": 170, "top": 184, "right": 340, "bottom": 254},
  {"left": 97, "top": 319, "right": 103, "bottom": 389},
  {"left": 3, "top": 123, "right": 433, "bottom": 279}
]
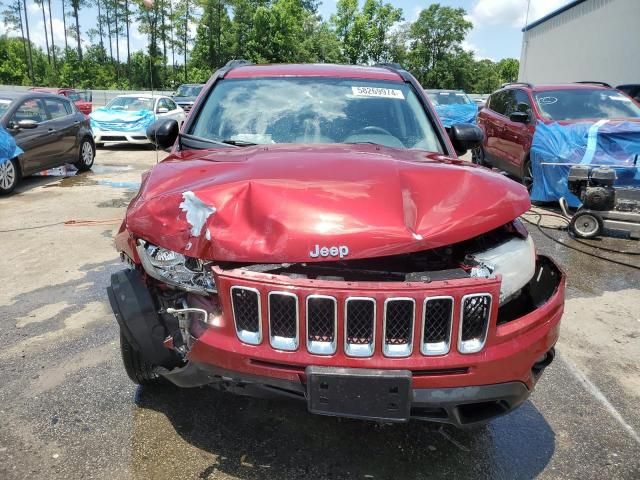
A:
[
  {"left": 468, "top": 235, "right": 536, "bottom": 305},
  {"left": 136, "top": 240, "right": 216, "bottom": 294}
]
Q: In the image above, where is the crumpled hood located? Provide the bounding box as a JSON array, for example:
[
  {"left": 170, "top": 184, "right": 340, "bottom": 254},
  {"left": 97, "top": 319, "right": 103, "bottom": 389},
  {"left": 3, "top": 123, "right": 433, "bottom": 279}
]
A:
[{"left": 126, "top": 144, "right": 530, "bottom": 262}]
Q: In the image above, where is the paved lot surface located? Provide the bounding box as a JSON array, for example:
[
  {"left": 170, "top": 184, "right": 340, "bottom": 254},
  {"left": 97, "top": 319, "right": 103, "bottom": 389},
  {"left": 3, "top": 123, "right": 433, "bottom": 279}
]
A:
[{"left": 0, "top": 146, "right": 638, "bottom": 479}]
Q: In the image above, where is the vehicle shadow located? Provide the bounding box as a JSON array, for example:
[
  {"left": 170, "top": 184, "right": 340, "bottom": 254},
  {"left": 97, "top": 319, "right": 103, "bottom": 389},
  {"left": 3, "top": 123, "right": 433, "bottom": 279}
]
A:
[
  {"left": 10, "top": 175, "right": 61, "bottom": 194},
  {"left": 132, "top": 384, "right": 555, "bottom": 480}
]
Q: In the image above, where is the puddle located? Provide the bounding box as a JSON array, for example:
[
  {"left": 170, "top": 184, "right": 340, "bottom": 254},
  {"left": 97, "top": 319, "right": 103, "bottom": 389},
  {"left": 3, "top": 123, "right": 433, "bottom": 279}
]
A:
[
  {"left": 96, "top": 179, "right": 141, "bottom": 189},
  {"left": 44, "top": 175, "right": 140, "bottom": 190},
  {"left": 91, "top": 165, "right": 134, "bottom": 174}
]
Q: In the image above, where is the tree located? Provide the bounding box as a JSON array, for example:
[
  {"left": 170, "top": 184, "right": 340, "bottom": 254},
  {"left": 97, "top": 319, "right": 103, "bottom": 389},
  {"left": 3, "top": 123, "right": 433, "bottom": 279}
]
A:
[
  {"left": 35, "top": 0, "right": 51, "bottom": 64},
  {"left": 69, "top": 0, "right": 87, "bottom": 61},
  {"left": 407, "top": 4, "right": 472, "bottom": 86},
  {"left": 1, "top": 0, "right": 32, "bottom": 81},
  {"left": 61, "top": 0, "right": 69, "bottom": 52},
  {"left": 191, "top": 0, "right": 233, "bottom": 70},
  {"left": 497, "top": 58, "right": 519, "bottom": 84},
  {"left": 22, "top": 0, "right": 33, "bottom": 81}
]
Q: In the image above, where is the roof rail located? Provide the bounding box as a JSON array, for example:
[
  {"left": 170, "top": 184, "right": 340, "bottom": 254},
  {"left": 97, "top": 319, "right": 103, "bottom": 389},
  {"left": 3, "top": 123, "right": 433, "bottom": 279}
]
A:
[
  {"left": 500, "top": 82, "right": 533, "bottom": 89},
  {"left": 574, "top": 81, "right": 612, "bottom": 88},
  {"left": 219, "top": 59, "right": 253, "bottom": 78},
  {"left": 373, "top": 62, "right": 412, "bottom": 82}
]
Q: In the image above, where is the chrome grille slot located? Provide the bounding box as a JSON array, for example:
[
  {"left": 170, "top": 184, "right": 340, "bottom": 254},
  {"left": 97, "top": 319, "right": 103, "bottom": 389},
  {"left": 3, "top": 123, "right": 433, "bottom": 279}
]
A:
[
  {"left": 306, "top": 295, "right": 337, "bottom": 355},
  {"left": 230, "top": 286, "right": 262, "bottom": 345},
  {"left": 421, "top": 297, "right": 454, "bottom": 355},
  {"left": 383, "top": 298, "right": 415, "bottom": 357},
  {"left": 344, "top": 297, "right": 375, "bottom": 357},
  {"left": 458, "top": 294, "right": 492, "bottom": 354},
  {"left": 268, "top": 291, "right": 299, "bottom": 351}
]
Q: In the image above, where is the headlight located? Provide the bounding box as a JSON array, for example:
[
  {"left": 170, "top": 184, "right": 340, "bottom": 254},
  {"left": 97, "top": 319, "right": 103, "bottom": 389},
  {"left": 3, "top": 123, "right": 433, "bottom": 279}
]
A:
[
  {"left": 136, "top": 240, "right": 216, "bottom": 294},
  {"left": 469, "top": 236, "right": 536, "bottom": 305}
]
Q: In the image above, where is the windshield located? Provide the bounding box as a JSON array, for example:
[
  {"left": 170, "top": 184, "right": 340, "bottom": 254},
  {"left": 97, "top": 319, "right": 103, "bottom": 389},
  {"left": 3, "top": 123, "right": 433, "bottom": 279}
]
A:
[
  {"left": 106, "top": 96, "right": 154, "bottom": 112},
  {"left": 175, "top": 85, "right": 203, "bottom": 97},
  {"left": 428, "top": 91, "right": 472, "bottom": 106},
  {"left": 189, "top": 78, "right": 442, "bottom": 152},
  {"left": 534, "top": 89, "right": 640, "bottom": 121},
  {"left": 0, "top": 98, "right": 13, "bottom": 116}
]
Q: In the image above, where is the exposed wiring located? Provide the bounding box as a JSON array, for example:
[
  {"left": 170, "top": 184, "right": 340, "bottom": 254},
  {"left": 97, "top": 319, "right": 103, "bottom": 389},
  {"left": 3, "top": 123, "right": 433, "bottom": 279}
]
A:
[{"left": 522, "top": 211, "right": 640, "bottom": 270}]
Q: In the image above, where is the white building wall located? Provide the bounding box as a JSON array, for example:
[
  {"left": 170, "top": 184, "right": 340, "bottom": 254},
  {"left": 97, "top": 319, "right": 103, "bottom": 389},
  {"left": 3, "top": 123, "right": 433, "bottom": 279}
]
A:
[{"left": 519, "top": 0, "right": 640, "bottom": 86}]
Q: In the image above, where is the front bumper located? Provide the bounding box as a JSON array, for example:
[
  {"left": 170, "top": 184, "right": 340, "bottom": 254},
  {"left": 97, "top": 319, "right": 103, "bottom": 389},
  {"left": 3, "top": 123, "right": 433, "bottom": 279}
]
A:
[
  {"left": 110, "top": 255, "right": 564, "bottom": 426},
  {"left": 158, "top": 359, "right": 549, "bottom": 426},
  {"left": 93, "top": 128, "right": 149, "bottom": 144}
]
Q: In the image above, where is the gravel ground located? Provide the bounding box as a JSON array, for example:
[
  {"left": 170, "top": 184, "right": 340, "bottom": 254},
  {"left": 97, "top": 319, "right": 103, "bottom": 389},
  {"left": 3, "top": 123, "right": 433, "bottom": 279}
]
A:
[{"left": 0, "top": 145, "right": 638, "bottom": 479}]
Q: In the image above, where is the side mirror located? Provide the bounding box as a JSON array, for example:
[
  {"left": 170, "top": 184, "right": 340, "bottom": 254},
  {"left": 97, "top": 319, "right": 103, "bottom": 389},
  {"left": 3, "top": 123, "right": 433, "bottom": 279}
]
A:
[
  {"left": 12, "top": 119, "right": 39, "bottom": 130},
  {"left": 156, "top": 107, "right": 169, "bottom": 114},
  {"left": 509, "top": 111, "right": 529, "bottom": 124},
  {"left": 147, "top": 118, "right": 179, "bottom": 149},
  {"left": 448, "top": 123, "right": 483, "bottom": 156}
]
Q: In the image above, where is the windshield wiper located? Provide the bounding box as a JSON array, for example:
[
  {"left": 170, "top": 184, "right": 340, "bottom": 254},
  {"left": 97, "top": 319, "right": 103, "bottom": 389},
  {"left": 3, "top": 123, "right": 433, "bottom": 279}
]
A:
[
  {"left": 220, "top": 139, "right": 258, "bottom": 146},
  {"left": 178, "top": 133, "right": 259, "bottom": 150},
  {"left": 178, "top": 133, "right": 239, "bottom": 150}
]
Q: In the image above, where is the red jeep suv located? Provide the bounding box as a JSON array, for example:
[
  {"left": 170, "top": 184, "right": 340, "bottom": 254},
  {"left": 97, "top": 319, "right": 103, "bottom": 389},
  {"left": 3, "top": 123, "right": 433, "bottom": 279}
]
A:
[
  {"left": 474, "top": 82, "right": 640, "bottom": 190},
  {"left": 108, "top": 62, "right": 565, "bottom": 427}
]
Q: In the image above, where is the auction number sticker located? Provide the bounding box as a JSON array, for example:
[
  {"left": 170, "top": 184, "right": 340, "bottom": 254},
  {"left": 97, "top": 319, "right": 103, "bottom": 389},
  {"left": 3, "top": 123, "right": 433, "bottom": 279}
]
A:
[{"left": 351, "top": 86, "right": 405, "bottom": 99}]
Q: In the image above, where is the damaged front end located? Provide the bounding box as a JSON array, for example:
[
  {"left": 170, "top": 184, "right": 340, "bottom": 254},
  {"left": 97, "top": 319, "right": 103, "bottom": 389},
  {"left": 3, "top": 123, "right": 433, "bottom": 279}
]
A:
[{"left": 108, "top": 216, "right": 564, "bottom": 426}]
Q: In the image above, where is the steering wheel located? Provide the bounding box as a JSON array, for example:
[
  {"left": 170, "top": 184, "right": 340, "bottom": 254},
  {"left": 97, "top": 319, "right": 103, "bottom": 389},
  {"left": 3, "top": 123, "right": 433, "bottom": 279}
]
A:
[{"left": 355, "top": 126, "right": 395, "bottom": 137}]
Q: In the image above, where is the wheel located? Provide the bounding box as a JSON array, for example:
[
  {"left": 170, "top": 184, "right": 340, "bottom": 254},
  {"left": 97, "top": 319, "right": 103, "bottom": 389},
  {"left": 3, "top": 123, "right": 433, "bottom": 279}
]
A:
[
  {"left": 75, "top": 138, "right": 95, "bottom": 172},
  {"left": 570, "top": 211, "right": 603, "bottom": 239},
  {"left": 522, "top": 158, "right": 534, "bottom": 192},
  {"left": 471, "top": 146, "right": 485, "bottom": 166},
  {"left": 0, "top": 158, "right": 20, "bottom": 195},
  {"left": 120, "top": 331, "right": 163, "bottom": 386}
]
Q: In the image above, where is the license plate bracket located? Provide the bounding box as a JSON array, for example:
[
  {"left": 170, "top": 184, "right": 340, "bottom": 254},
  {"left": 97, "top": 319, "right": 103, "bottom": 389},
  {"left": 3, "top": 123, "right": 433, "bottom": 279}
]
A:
[{"left": 306, "top": 366, "right": 412, "bottom": 422}]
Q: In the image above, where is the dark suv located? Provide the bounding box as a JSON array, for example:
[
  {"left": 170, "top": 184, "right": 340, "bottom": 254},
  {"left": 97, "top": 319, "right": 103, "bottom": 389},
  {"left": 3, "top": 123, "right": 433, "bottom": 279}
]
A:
[{"left": 474, "top": 82, "right": 640, "bottom": 189}]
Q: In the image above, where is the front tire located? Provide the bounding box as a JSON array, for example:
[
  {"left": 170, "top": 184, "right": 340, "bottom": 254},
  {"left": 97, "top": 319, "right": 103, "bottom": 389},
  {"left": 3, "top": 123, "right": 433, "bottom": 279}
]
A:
[
  {"left": 120, "top": 332, "right": 163, "bottom": 386},
  {"left": 0, "top": 158, "right": 20, "bottom": 195},
  {"left": 75, "top": 138, "right": 95, "bottom": 172},
  {"left": 522, "top": 158, "right": 534, "bottom": 192}
]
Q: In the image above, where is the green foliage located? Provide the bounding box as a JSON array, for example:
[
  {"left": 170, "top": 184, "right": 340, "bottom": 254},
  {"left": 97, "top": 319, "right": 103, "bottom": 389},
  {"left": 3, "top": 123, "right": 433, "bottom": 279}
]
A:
[
  {"left": 0, "top": 1, "right": 519, "bottom": 94},
  {"left": 331, "top": 0, "right": 402, "bottom": 64}
]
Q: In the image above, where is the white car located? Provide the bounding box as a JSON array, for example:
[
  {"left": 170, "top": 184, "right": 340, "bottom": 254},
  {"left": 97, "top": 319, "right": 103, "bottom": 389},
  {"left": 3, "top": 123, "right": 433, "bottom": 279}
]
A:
[{"left": 90, "top": 94, "right": 186, "bottom": 146}]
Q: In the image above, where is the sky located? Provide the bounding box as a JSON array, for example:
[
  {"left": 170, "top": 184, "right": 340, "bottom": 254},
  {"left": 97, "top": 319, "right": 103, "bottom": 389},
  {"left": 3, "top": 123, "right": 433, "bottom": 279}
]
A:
[{"left": 3, "top": 0, "right": 575, "bottom": 62}]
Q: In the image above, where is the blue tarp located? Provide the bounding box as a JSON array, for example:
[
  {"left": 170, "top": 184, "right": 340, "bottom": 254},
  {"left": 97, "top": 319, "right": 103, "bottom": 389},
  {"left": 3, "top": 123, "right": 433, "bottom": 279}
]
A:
[
  {"left": 0, "top": 126, "right": 23, "bottom": 166},
  {"left": 434, "top": 103, "right": 478, "bottom": 127},
  {"left": 530, "top": 121, "right": 640, "bottom": 206},
  {"left": 89, "top": 108, "right": 156, "bottom": 132}
]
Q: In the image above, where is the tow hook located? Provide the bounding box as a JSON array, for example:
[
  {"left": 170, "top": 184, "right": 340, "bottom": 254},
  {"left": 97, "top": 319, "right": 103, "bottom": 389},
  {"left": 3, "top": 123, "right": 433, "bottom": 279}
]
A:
[{"left": 165, "top": 306, "right": 208, "bottom": 354}]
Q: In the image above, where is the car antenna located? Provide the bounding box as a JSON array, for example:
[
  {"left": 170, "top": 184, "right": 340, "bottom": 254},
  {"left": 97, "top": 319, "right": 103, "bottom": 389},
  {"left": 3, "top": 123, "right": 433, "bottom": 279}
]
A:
[{"left": 143, "top": 0, "right": 159, "bottom": 164}]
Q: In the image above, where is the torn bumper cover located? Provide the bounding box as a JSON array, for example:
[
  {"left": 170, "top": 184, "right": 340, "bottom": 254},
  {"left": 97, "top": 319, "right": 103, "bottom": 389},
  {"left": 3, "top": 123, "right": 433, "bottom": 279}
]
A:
[{"left": 108, "top": 255, "right": 564, "bottom": 426}]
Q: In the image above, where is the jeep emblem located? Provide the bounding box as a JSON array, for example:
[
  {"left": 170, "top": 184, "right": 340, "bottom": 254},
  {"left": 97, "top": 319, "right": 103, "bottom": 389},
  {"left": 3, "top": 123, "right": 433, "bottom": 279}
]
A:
[{"left": 309, "top": 244, "right": 349, "bottom": 259}]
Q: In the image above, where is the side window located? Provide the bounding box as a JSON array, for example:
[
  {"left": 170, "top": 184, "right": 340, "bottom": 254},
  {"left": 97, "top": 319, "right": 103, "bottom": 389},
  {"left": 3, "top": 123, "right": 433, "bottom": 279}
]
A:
[
  {"left": 166, "top": 98, "right": 177, "bottom": 111},
  {"left": 12, "top": 98, "right": 48, "bottom": 123},
  {"left": 513, "top": 89, "right": 532, "bottom": 114},
  {"left": 63, "top": 102, "right": 76, "bottom": 115},
  {"left": 502, "top": 90, "right": 517, "bottom": 116},
  {"left": 489, "top": 91, "right": 506, "bottom": 115},
  {"left": 157, "top": 98, "right": 170, "bottom": 111},
  {"left": 44, "top": 98, "right": 71, "bottom": 119}
]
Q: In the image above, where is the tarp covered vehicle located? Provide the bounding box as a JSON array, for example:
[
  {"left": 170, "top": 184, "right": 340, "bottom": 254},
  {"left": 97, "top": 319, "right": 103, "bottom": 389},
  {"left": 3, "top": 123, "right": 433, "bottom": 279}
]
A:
[
  {"left": 108, "top": 63, "right": 564, "bottom": 427},
  {"left": 426, "top": 89, "right": 478, "bottom": 128}
]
